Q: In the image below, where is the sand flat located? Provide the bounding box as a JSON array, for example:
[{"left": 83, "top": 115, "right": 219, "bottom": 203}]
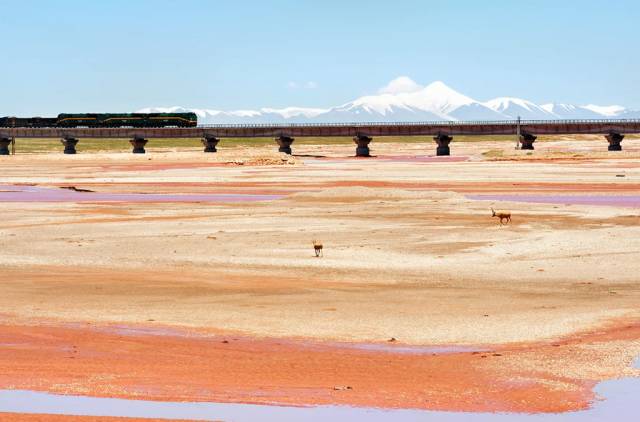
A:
[{"left": 1, "top": 138, "right": 639, "bottom": 412}]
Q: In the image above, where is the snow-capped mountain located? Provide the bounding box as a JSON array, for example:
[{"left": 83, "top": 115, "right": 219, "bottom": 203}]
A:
[
  {"left": 138, "top": 79, "right": 638, "bottom": 124},
  {"left": 484, "top": 97, "right": 556, "bottom": 120},
  {"left": 540, "top": 103, "right": 603, "bottom": 119},
  {"left": 135, "top": 106, "right": 329, "bottom": 124}
]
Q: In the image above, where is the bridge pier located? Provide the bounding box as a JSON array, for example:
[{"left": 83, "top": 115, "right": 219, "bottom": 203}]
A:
[
  {"left": 61, "top": 138, "right": 78, "bottom": 154},
  {"left": 519, "top": 133, "right": 537, "bottom": 150},
  {"left": 0, "top": 138, "right": 11, "bottom": 155},
  {"left": 354, "top": 135, "right": 372, "bottom": 157},
  {"left": 276, "top": 136, "right": 294, "bottom": 155},
  {"left": 606, "top": 133, "right": 624, "bottom": 151},
  {"left": 130, "top": 137, "right": 148, "bottom": 154},
  {"left": 434, "top": 134, "right": 452, "bottom": 156},
  {"left": 202, "top": 137, "right": 220, "bottom": 153}
]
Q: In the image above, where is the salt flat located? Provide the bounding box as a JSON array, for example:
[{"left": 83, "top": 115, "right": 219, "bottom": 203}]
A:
[{"left": 0, "top": 137, "right": 639, "bottom": 413}]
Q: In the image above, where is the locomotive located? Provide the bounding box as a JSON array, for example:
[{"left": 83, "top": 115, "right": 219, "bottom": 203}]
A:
[{"left": 0, "top": 112, "right": 198, "bottom": 128}]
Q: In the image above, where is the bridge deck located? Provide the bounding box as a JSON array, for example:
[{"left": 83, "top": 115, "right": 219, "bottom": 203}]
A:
[{"left": 1, "top": 120, "right": 639, "bottom": 139}]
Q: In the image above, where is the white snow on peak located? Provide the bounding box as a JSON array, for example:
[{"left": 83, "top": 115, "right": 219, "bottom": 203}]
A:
[
  {"left": 342, "top": 81, "right": 475, "bottom": 119},
  {"left": 137, "top": 106, "right": 191, "bottom": 114},
  {"left": 408, "top": 81, "right": 476, "bottom": 115},
  {"left": 260, "top": 107, "right": 329, "bottom": 119},
  {"left": 483, "top": 97, "right": 561, "bottom": 119},
  {"left": 582, "top": 104, "right": 626, "bottom": 117},
  {"left": 485, "top": 97, "right": 537, "bottom": 113},
  {"left": 541, "top": 103, "right": 564, "bottom": 113},
  {"left": 137, "top": 77, "right": 635, "bottom": 123},
  {"left": 226, "top": 110, "right": 262, "bottom": 118},
  {"left": 340, "top": 94, "right": 414, "bottom": 116}
]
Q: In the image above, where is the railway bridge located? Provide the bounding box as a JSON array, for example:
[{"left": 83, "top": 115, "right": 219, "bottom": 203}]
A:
[{"left": 1, "top": 119, "right": 639, "bottom": 156}]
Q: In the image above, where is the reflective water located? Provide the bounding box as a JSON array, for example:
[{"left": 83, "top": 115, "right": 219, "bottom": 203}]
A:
[
  {"left": 1, "top": 374, "right": 639, "bottom": 421},
  {"left": 0, "top": 184, "right": 283, "bottom": 203},
  {"left": 468, "top": 194, "right": 640, "bottom": 208}
]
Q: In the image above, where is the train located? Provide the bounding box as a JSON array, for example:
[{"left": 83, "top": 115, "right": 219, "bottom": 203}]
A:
[{"left": 0, "top": 112, "right": 198, "bottom": 128}]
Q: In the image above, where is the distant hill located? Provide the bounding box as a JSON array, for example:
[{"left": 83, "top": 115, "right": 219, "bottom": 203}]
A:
[{"left": 138, "top": 80, "right": 639, "bottom": 124}]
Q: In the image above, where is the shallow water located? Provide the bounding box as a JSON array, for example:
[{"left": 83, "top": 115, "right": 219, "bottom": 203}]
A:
[
  {"left": 468, "top": 194, "right": 640, "bottom": 208},
  {"left": 0, "top": 184, "right": 283, "bottom": 203},
  {"left": 1, "top": 375, "right": 639, "bottom": 421}
]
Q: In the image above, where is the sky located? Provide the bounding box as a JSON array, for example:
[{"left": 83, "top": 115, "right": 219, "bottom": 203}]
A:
[{"left": 0, "top": 0, "right": 638, "bottom": 115}]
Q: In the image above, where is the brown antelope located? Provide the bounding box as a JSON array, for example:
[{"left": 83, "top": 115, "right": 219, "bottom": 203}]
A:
[
  {"left": 312, "top": 240, "right": 323, "bottom": 257},
  {"left": 491, "top": 208, "right": 512, "bottom": 225}
]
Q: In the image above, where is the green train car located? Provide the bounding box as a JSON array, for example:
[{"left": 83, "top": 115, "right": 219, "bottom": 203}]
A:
[
  {"left": 0, "top": 116, "right": 58, "bottom": 127},
  {"left": 56, "top": 113, "right": 198, "bottom": 128}
]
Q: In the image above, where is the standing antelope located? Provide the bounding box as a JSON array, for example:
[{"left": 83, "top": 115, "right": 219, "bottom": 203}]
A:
[
  {"left": 312, "top": 240, "right": 323, "bottom": 257},
  {"left": 491, "top": 208, "right": 512, "bottom": 225}
]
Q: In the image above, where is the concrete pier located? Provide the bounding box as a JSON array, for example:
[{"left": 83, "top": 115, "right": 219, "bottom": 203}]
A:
[
  {"left": 202, "top": 137, "right": 220, "bottom": 153},
  {"left": 354, "top": 135, "right": 372, "bottom": 157},
  {"left": 434, "top": 134, "right": 453, "bottom": 156},
  {"left": 0, "top": 138, "right": 11, "bottom": 155},
  {"left": 606, "top": 133, "right": 624, "bottom": 151},
  {"left": 276, "top": 136, "right": 294, "bottom": 155},
  {"left": 61, "top": 138, "right": 79, "bottom": 154},
  {"left": 130, "top": 137, "right": 148, "bottom": 154},
  {"left": 519, "top": 133, "right": 537, "bottom": 150}
]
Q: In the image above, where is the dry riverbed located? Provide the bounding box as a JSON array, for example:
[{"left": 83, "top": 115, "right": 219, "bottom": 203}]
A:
[{"left": 0, "top": 138, "right": 639, "bottom": 416}]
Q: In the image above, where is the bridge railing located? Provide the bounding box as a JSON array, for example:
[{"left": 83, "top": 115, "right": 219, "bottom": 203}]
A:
[
  {"left": 1, "top": 118, "right": 640, "bottom": 130},
  {"left": 196, "top": 118, "right": 640, "bottom": 129}
]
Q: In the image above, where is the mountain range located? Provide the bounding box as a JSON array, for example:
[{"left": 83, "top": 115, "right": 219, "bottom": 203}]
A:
[{"left": 138, "top": 80, "right": 640, "bottom": 124}]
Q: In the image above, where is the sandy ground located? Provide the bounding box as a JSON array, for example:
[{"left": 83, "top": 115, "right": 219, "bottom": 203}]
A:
[{"left": 1, "top": 137, "right": 639, "bottom": 414}]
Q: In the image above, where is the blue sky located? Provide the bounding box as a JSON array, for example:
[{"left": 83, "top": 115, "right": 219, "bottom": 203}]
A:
[{"left": 0, "top": 0, "right": 638, "bottom": 115}]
